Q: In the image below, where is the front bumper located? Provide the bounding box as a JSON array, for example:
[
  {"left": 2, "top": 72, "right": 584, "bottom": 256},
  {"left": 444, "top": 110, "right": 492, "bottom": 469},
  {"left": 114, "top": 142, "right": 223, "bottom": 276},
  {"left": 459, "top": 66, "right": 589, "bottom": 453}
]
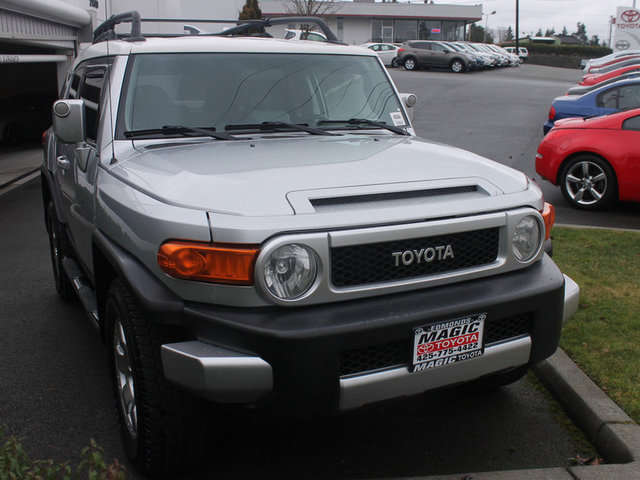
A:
[{"left": 159, "top": 255, "right": 577, "bottom": 413}]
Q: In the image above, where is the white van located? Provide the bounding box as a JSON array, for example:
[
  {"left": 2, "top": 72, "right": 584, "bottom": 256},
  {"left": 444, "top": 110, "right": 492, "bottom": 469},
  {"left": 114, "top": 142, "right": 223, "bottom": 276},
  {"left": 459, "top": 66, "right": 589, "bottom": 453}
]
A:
[{"left": 504, "top": 46, "right": 528, "bottom": 61}]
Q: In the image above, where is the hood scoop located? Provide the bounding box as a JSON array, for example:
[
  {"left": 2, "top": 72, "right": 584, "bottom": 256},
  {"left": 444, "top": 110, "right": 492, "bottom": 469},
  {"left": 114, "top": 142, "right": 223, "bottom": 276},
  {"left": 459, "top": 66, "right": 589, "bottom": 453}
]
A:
[{"left": 288, "top": 179, "right": 498, "bottom": 215}]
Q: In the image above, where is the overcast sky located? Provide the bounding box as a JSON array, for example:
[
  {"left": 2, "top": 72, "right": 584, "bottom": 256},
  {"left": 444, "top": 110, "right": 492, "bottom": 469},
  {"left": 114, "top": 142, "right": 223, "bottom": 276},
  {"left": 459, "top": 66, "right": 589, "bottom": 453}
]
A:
[{"left": 403, "top": 0, "right": 629, "bottom": 44}]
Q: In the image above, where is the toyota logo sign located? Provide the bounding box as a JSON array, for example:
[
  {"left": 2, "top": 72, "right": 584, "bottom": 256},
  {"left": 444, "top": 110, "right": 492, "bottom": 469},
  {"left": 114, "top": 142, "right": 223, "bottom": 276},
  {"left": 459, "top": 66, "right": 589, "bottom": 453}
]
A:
[
  {"left": 616, "top": 40, "right": 631, "bottom": 50},
  {"left": 621, "top": 9, "right": 640, "bottom": 23}
]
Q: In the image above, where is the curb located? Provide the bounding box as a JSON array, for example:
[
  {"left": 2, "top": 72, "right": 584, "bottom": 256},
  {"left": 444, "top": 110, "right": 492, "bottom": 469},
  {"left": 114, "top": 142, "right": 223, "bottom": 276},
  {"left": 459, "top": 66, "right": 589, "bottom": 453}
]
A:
[
  {"left": 0, "top": 169, "right": 39, "bottom": 198},
  {"left": 554, "top": 223, "right": 640, "bottom": 233},
  {"left": 0, "top": 167, "right": 40, "bottom": 190},
  {"left": 396, "top": 349, "right": 640, "bottom": 479},
  {"left": 533, "top": 349, "right": 640, "bottom": 478}
]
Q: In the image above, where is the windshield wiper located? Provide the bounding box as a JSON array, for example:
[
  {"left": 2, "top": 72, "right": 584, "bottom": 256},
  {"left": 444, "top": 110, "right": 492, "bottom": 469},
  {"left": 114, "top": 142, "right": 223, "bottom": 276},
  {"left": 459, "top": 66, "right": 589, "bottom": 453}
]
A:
[
  {"left": 225, "top": 121, "right": 340, "bottom": 136},
  {"left": 124, "top": 125, "right": 237, "bottom": 141},
  {"left": 318, "top": 118, "right": 409, "bottom": 136}
]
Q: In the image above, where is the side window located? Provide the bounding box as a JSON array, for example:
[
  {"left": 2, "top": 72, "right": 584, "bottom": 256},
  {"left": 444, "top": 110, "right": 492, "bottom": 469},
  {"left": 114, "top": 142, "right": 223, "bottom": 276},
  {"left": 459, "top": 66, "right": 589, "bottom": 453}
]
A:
[
  {"left": 381, "top": 45, "right": 393, "bottom": 51},
  {"left": 79, "top": 66, "right": 107, "bottom": 144},
  {"left": 618, "top": 84, "right": 640, "bottom": 110},
  {"left": 598, "top": 87, "right": 619, "bottom": 109},
  {"left": 623, "top": 115, "right": 640, "bottom": 130},
  {"left": 307, "top": 32, "right": 325, "bottom": 42},
  {"left": 68, "top": 70, "right": 82, "bottom": 99},
  {"left": 370, "top": 44, "right": 380, "bottom": 51},
  {"left": 284, "top": 30, "right": 295, "bottom": 40}
]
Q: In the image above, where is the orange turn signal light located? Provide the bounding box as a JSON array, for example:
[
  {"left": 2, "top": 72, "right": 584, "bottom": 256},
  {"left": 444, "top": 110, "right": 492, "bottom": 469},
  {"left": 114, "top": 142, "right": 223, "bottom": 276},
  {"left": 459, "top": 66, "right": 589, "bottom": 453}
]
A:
[
  {"left": 541, "top": 202, "right": 555, "bottom": 241},
  {"left": 158, "top": 241, "right": 260, "bottom": 285}
]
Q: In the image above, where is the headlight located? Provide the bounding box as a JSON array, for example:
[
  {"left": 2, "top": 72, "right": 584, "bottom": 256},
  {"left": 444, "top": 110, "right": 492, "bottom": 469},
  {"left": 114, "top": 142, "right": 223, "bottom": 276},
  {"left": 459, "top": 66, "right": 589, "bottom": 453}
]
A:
[
  {"left": 512, "top": 215, "right": 542, "bottom": 262},
  {"left": 263, "top": 244, "right": 318, "bottom": 300}
]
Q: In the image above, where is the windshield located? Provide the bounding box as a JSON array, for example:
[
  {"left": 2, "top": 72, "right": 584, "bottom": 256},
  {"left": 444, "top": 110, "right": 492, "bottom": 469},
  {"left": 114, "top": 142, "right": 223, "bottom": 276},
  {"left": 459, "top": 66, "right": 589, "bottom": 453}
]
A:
[{"left": 118, "top": 53, "right": 407, "bottom": 137}]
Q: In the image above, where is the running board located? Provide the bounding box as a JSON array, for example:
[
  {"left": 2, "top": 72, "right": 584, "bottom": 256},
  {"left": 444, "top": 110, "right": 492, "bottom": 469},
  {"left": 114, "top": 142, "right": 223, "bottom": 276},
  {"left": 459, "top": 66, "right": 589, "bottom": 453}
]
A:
[{"left": 62, "top": 257, "right": 100, "bottom": 330}]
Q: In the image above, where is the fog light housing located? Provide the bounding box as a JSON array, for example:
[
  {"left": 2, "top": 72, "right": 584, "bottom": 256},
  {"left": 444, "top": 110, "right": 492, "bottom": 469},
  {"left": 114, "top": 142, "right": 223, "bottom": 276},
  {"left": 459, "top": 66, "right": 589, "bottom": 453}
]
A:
[
  {"left": 263, "top": 244, "right": 318, "bottom": 300},
  {"left": 512, "top": 215, "right": 542, "bottom": 262}
]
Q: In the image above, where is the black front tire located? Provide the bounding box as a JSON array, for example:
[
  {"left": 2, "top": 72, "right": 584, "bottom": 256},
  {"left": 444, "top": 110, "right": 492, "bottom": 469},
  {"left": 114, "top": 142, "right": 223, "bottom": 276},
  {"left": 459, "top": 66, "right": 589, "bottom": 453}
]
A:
[
  {"left": 46, "top": 202, "right": 74, "bottom": 301},
  {"left": 450, "top": 59, "right": 465, "bottom": 73},
  {"left": 105, "top": 279, "right": 203, "bottom": 477},
  {"left": 403, "top": 57, "right": 417, "bottom": 71}
]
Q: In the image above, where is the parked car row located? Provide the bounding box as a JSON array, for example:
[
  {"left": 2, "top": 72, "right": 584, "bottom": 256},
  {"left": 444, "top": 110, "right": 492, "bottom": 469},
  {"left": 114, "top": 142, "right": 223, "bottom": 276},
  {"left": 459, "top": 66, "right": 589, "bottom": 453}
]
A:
[
  {"left": 362, "top": 41, "right": 520, "bottom": 72},
  {"left": 537, "top": 51, "right": 640, "bottom": 210},
  {"left": 504, "top": 46, "right": 529, "bottom": 62}
]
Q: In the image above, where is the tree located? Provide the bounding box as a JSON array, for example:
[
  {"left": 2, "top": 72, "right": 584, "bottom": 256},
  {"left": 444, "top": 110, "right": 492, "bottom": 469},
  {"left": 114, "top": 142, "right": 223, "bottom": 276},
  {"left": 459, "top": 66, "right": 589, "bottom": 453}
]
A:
[
  {"left": 287, "top": 0, "right": 337, "bottom": 32},
  {"left": 287, "top": 0, "right": 335, "bottom": 17},
  {"left": 536, "top": 28, "right": 543, "bottom": 36},
  {"left": 505, "top": 25, "right": 514, "bottom": 41},
  {"left": 468, "top": 24, "right": 493, "bottom": 43},
  {"left": 573, "top": 22, "right": 588, "bottom": 44},
  {"left": 590, "top": 35, "right": 600, "bottom": 46},
  {"left": 239, "top": 0, "right": 262, "bottom": 20},
  {"left": 561, "top": 26, "right": 568, "bottom": 36},
  {"left": 544, "top": 27, "right": 555, "bottom": 37}
]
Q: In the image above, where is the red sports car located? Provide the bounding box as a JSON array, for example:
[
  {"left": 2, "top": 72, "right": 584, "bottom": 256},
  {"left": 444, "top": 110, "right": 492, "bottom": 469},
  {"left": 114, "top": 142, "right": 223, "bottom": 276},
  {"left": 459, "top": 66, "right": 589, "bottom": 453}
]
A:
[
  {"left": 581, "top": 64, "right": 640, "bottom": 86},
  {"left": 536, "top": 108, "right": 640, "bottom": 210}
]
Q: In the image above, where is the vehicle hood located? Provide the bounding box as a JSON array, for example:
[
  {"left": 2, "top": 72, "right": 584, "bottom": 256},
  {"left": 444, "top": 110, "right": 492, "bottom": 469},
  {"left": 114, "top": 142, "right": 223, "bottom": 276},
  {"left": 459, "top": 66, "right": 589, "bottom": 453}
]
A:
[{"left": 109, "top": 135, "right": 528, "bottom": 216}]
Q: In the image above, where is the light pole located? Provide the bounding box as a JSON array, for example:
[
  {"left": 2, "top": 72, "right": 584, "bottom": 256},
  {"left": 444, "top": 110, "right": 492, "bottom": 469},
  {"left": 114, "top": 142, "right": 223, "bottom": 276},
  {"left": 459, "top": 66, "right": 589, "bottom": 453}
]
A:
[
  {"left": 484, "top": 9, "right": 496, "bottom": 43},
  {"left": 609, "top": 16, "right": 615, "bottom": 48},
  {"left": 515, "top": 0, "right": 519, "bottom": 57}
]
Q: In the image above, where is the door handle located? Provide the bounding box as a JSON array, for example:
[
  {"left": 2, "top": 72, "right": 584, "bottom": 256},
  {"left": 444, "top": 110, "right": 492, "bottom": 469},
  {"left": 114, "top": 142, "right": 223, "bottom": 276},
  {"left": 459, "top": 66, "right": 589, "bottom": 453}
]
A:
[{"left": 56, "top": 155, "right": 71, "bottom": 170}]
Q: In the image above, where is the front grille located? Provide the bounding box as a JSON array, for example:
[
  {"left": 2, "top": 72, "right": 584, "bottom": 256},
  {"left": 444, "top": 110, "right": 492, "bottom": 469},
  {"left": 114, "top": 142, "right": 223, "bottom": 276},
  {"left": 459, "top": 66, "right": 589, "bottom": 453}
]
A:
[
  {"left": 331, "top": 228, "right": 499, "bottom": 288},
  {"left": 340, "top": 340, "right": 409, "bottom": 377},
  {"left": 484, "top": 313, "right": 532, "bottom": 345},
  {"left": 339, "top": 313, "right": 533, "bottom": 377}
]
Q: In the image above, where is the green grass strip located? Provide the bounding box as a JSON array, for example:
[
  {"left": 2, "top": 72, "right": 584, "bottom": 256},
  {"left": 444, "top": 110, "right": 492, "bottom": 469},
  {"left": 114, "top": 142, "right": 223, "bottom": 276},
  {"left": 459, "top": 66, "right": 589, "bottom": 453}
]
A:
[{"left": 552, "top": 226, "right": 640, "bottom": 423}]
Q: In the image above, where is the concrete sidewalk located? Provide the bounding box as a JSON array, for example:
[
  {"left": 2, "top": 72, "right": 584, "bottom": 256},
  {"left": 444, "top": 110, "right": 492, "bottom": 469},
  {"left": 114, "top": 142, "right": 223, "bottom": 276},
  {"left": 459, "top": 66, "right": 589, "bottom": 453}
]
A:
[{"left": 0, "top": 144, "right": 42, "bottom": 188}]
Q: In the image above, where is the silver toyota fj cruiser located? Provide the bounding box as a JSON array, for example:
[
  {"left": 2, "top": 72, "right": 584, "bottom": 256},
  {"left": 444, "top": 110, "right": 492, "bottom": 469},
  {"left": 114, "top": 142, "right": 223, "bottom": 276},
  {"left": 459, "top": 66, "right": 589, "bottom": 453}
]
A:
[{"left": 41, "top": 13, "right": 579, "bottom": 475}]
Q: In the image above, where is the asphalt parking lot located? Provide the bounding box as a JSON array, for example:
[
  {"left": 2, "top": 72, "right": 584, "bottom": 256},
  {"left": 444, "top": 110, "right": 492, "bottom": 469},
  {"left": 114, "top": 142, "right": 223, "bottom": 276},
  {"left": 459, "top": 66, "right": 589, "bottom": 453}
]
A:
[
  {"left": 390, "top": 64, "right": 640, "bottom": 230},
  {"left": 0, "top": 63, "right": 605, "bottom": 479}
]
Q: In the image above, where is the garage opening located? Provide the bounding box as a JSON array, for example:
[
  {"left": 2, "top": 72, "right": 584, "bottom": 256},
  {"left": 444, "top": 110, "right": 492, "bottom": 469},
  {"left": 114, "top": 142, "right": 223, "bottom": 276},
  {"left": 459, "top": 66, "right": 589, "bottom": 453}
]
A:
[{"left": 0, "top": 44, "right": 60, "bottom": 147}]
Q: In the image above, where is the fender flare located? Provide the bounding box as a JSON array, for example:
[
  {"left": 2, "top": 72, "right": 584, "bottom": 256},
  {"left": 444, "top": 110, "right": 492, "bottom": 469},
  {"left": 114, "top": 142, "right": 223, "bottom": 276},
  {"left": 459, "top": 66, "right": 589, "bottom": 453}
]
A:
[
  {"left": 40, "top": 166, "right": 66, "bottom": 225},
  {"left": 93, "top": 229, "right": 184, "bottom": 325}
]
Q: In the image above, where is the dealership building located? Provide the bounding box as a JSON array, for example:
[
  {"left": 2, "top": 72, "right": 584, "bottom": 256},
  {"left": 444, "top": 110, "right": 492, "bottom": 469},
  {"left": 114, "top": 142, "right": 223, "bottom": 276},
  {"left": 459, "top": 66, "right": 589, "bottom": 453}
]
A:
[{"left": 259, "top": 1, "right": 482, "bottom": 44}]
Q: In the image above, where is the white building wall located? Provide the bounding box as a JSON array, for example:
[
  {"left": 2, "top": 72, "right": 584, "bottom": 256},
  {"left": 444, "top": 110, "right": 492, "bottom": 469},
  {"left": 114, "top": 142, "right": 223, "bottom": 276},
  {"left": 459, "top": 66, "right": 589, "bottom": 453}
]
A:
[{"left": 342, "top": 18, "right": 371, "bottom": 45}]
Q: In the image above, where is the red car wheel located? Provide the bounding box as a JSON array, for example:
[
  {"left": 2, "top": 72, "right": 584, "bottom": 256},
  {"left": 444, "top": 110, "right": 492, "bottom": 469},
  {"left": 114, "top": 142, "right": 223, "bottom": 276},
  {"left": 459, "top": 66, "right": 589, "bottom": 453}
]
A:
[{"left": 560, "top": 155, "right": 617, "bottom": 210}]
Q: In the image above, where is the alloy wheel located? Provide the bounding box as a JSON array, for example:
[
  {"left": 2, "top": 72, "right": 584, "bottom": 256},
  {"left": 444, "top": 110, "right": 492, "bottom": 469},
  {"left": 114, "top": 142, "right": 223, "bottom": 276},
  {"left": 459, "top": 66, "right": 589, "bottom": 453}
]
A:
[
  {"left": 404, "top": 58, "right": 416, "bottom": 70},
  {"left": 564, "top": 160, "right": 608, "bottom": 206},
  {"left": 114, "top": 319, "right": 138, "bottom": 439}
]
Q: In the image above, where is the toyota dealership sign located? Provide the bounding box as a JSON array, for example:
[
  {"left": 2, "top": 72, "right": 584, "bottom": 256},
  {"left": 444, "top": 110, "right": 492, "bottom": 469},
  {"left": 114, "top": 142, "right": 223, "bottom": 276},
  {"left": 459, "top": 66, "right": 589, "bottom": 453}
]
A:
[{"left": 614, "top": 6, "right": 640, "bottom": 51}]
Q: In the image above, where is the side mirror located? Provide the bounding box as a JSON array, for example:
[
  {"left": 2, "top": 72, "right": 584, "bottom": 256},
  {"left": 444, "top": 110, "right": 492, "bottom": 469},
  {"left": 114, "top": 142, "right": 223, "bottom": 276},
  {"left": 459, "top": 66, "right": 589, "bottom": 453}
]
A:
[
  {"left": 52, "top": 99, "right": 85, "bottom": 144},
  {"left": 399, "top": 93, "right": 417, "bottom": 122}
]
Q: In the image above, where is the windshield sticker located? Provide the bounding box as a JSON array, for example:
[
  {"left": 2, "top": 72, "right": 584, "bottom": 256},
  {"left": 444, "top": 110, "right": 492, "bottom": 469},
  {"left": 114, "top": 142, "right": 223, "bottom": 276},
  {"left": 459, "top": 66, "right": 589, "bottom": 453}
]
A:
[{"left": 390, "top": 111, "right": 406, "bottom": 127}]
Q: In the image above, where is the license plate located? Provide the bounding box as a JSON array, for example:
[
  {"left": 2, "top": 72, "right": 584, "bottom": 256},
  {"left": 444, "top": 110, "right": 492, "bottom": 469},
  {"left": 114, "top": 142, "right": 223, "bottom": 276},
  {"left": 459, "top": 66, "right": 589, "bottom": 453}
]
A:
[{"left": 411, "top": 313, "right": 486, "bottom": 373}]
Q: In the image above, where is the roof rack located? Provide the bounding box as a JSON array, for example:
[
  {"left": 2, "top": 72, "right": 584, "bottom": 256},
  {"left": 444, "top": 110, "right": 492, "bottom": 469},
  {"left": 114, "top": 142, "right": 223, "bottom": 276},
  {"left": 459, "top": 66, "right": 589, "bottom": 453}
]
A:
[{"left": 92, "top": 12, "right": 342, "bottom": 44}]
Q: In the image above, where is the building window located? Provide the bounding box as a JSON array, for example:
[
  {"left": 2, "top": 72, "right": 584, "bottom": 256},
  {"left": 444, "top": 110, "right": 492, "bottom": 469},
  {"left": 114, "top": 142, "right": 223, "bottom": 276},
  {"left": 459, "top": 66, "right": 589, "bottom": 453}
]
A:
[
  {"left": 441, "top": 21, "right": 465, "bottom": 41},
  {"left": 371, "top": 18, "right": 393, "bottom": 43},
  {"left": 393, "top": 20, "right": 417, "bottom": 43},
  {"left": 418, "top": 20, "right": 442, "bottom": 40},
  {"left": 372, "top": 19, "right": 380, "bottom": 42},
  {"left": 337, "top": 17, "right": 344, "bottom": 40}
]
